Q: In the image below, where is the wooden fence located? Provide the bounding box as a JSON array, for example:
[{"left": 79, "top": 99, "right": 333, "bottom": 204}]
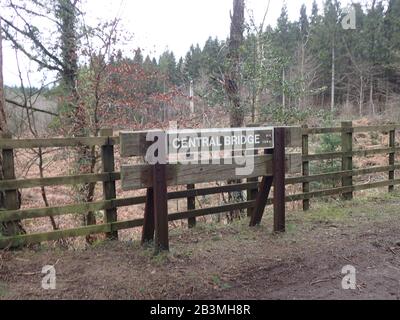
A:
[{"left": 0, "top": 122, "right": 399, "bottom": 248}]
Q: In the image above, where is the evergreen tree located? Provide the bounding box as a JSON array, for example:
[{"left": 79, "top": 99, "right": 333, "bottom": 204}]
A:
[
  {"left": 184, "top": 44, "right": 202, "bottom": 80},
  {"left": 159, "top": 50, "right": 178, "bottom": 85},
  {"left": 133, "top": 48, "right": 144, "bottom": 65}
]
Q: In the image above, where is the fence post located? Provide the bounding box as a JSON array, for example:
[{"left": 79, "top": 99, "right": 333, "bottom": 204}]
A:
[
  {"left": 187, "top": 184, "right": 196, "bottom": 228},
  {"left": 100, "top": 129, "right": 118, "bottom": 240},
  {"left": 142, "top": 188, "right": 155, "bottom": 244},
  {"left": 2, "top": 132, "right": 18, "bottom": 211},
  {"left": 341, "top": 121, "right": 353, "bottom": 200},
  {"left": 273, "top": 127, "right": 286, "bottom": 233},
  {"left": 153, "top": 163, "right": 169, "bottom": 252},
  {"left": 389, "top": 129, "right": 396, "bottom": 193},
  {"left": 302, "top": 125, "right": 310, "bottom": 211},
  {"left": 247, "top": 150, "right": 259, "bottom": 217},
  {"left": 1, "top": 133, "right": 20, "bottom": 236},
  {"left": 246, "top": 124, "right": 260, "bottom": 217}
]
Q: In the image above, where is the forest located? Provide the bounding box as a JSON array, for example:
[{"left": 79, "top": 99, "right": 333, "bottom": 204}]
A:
[{"left": 2, "top": 0, "right": 400, "bottom": 138}]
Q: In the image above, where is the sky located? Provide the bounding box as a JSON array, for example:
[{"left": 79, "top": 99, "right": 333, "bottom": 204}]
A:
[{"left": 2, "top": 0, "right": 355, "bottom": 86}]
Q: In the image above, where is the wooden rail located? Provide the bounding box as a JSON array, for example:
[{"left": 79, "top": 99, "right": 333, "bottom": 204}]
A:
[{"left": 0, "top": 123, "right": 399, "bottom": 248}]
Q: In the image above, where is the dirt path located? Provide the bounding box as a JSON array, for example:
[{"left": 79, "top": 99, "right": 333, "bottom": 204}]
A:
[{"left": 1, "top": 194, "right": 400, "bottom": 300}]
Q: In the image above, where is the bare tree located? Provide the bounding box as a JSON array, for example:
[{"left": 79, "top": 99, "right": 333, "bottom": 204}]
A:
[
  {"left": 0, "top": 17, "right": 7, "bottom": 130},
  {"left": 0, "top": 15, "right": 25, "bottom": 237},
  {"left": 225, "top": 0, "right": 245, "bottom": 127},
  {"left": 1, "top": 0, "right": 122, "bottom": 243},
  {"left": 247, "top": 2, "right": 270, "bottom": 122},
  {"left": 224, "top": 0, "right": 245, "bottom": 221}
]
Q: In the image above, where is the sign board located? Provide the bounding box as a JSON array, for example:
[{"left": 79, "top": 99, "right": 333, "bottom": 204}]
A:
[
  {"left": 118, "top": 126, "right": 302, "bottom": 251},
  {"left": 120, "top": 127, "right": 275, "bottom": 158},
  {"left": 168, "top": 127, "right": 274, "bottom": 154},
  {"left": 119, "top": 126, "right": 302, "bottom": 191}
]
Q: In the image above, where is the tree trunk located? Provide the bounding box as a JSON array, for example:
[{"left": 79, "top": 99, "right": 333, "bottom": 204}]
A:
[
  {"left": 300, "top": 43, "right": 306, "bottom": 109},
  {"left": 282, "top": 69, "right": 286, "bottom": 110},
  {"left": 226, "top": 0, "right": 245, "bottom": 128},
  {"left": 0, "top": 17, "right": 7, "bottom": 129},
  {"left": 57, "top": 0, "right": 97, "bottom": 237},
  {"left": 0, "top": 16, "right": 25, "bottom": 237},
  {"left": 385, "top": 79, "right": 390, "bottom": 110},
  {"left": 346, "top": 79, "right": 350, "bottom": 109},
  {"left": 225, "top": 0, "right": 245, "bottom": 220},
  {"left": 331, "top": 44, "right": 335, "bottom": 113},
  {"left": 359, "top": 75, "right": 364, "bottom": 117},
  {"left": 370, "top": 76, "right": 375, "bottom": 115}
]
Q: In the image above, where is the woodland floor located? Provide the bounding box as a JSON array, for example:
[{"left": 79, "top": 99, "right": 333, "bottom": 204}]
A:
[{"left": 1, "top": 190, "right": 400, "bottom": 300}]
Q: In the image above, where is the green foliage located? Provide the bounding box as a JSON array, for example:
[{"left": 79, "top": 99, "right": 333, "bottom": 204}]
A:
[
  {"left": 260, "top": 105, "right": 330, "bottom": 126},
  {"left": 311, "top": 127, "right": 342, "bottom": 190},
  {"left": 0, "top": 282, "right": 8, "bottom": 298}
]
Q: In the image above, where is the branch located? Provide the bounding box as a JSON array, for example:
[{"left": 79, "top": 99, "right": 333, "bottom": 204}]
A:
[
  {"left": 7, "top": 1, "right": 61, "bottom": 27},
  {"left": 1, "top": 24, "right": 63, "bottom": 73},
  {"left": 5, "top": 99, "right": 59, "bottom": 117},
  {"left": 1, "top": 16, "right": 64, "bottom": 72}
]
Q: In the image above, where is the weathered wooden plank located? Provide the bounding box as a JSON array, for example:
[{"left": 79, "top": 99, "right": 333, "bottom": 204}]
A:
[
  {"left": 286, "top": 178, "right": 400, "bottom": 202},
  {"left": 0, "top": 196, "right": 146, "bottom": 223},
  {"left": 286, "top": 164, "right": 400, "bottom": 185},
  {"left": 0, "top": 219, "right": 143, "bottom": 249},
  {"left": 352, "top": 125, "right": 399, "bottom": 133},
  {"left": 120, "top": 130, "right": 159, "bottom": 158},
  {"left": 168, "top": 201, "right": 255, "bottom": 222},
  {"left": 303, "top": 151, "right": 347, "bottom": 161},
  {"left": 168, "top": 182, "right": 259, "bottom": 199},
  {"left": 0, "top": 224, "right": 112, "bottom": 248},
  {"left": 121, "top": 154, "right": 301, "bottom": 191},
  {"left": 353, "top": 147, "right": 400, "bottom": 157},
  {"left": 304, "top": 147, "right": 400, "bottom": 161},
  {"left": 303, "top": 125, "right": 400, "bottom": 135},
  {"left": 0, "top": 137, "right": 120, "bottom": 149},
  {"left": 0, "top": 172, "right": 121, "bottom": 191},
  {"left": 303, "top": 127, "right": 343, "bottom": 135},
  {"left": 121, "top": 155, "right": 274, "bottom": 190}
]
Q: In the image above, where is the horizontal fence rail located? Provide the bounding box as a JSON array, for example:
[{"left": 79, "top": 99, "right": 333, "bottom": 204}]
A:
[
  {"left": 0, "top": 123, "right": 399, "bottom": 248},
  {"left": 303, "top": 124, "right": 400, "bottom": 135}
]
